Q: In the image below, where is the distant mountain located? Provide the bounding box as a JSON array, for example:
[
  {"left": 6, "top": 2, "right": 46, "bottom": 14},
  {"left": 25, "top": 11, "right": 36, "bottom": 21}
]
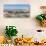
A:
[{"left": 4, "top": 9, "right": 30, "bottom": 13}]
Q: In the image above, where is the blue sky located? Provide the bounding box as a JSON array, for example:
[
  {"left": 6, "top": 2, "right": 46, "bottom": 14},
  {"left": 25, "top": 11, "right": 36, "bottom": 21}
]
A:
[{"left": 4, "top": 4, "right": 30, "bottom": 10}]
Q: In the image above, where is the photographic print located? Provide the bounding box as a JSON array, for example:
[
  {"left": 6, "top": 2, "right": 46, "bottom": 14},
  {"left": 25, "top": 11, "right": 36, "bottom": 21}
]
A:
[{"left": 4, "top": 4, "right": 30, "bottom": 18}]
